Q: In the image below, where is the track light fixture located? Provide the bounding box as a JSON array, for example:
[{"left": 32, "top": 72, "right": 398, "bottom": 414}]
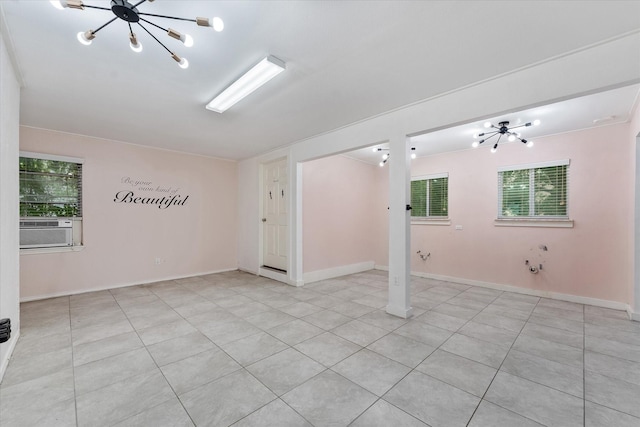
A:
[
  {"left": 50, "top": 0, "right": 224, "bottom": 69},
  {"left": 472, "top": 119, "right": 540, "bottom": 153},
  {"left": 373, "top": 147, "right": 417, "bottom": 167}
]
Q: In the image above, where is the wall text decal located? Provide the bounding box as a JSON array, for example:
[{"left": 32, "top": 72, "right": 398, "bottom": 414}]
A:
[{"left": 114, "top": 177, "right": 190, "bottom": 209}]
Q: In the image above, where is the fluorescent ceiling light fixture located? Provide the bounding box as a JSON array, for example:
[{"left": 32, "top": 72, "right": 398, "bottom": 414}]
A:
[{"left": 206, "top": 56, "right": 285, "bottom": 113}]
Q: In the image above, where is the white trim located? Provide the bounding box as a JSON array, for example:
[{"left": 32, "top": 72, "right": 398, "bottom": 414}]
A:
[
  {"left": 627, "top": 306, "right": 640, "bottom": 322},
  {"left": 494, "top": 219, "right": 574, "bottom": 228},
  {"left": 386, "top": 305, "right": 413, "bottom": 319},
  {"left": 497, "top": 159, "right": 570, "bottom": 172},
  {"left": 303, "top": 261, "right": 375, "bottom": 284},
  {"left": 373, "top": 265, "right": 630, "bottom": 312},
  {"left": 412, "top": 270, "right": 629, "bottom": 311},
  {"left": 19, "top": 150, "right": 84, "bottom": 164},
  {"left": 412, "top": 172, "right": 449, "bottom": 181},
  {"left": 20, "top": 245, "right": 84, "bottom": 255},
  {"left": 412, "top": 219, "right": 451, "bottom": 226},
  {"left": 19, "top": 268, "right": 237, "bottom": 302},
  {"left": 0, "top": 331, "right": 20, "bottom": 383}
]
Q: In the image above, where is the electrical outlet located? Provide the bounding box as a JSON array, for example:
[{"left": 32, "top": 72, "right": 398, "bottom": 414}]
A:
[{"left": 455, "top": 225, "right": 463, "bottom": 230}]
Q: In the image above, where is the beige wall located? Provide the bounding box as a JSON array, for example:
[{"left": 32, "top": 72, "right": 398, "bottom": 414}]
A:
[
  {"left": 0, "top": 25, "right": 21, "bottom": 380},
  {"left": 373, "top": 123, "right": 633, "bottom": 304},
  {"left": 20, "top": 127, "right": 238, "bottom": 300},
  {"left": 302, "top": 155, "right": 378, "bottom": 274}
]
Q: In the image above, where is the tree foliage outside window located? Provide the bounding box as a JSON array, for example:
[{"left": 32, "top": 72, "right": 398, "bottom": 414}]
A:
[
  {"left": 499, "top": 164, "right": 567, "bottom": 218},
  {"left": 20, "top": 156, "right": 82, "bottom": 218},
  {"left": 411, "top": 176, "right": 448, "bottom": 217}
]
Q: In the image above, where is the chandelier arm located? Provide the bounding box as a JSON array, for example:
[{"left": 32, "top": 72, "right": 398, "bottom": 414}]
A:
[
  {"left": 137, "top": 22, "right": 172, "bottom": 54},
  {"left": 139, "top": 17, "right": 168, "bottom": 33},
  {"left": 93, "top": 16, "right": 119, "bottom": 34},
  {"left": 507, "top": 122, "right": 532, "bottom": 131},
  {"left": 131, "top": 0, "right": 148, "bottom": 8},
  {"left": 495, "top": 134, "right": 503, "bottom": 145},
  {"left": 482, "top": 132, "right": 500, "bottom": 141},
  {"left": 137, "top": 12, "right": 197, "bottom": 23},
  {"left": 83, "top": 5, "right": 112, "bottom": 11}
]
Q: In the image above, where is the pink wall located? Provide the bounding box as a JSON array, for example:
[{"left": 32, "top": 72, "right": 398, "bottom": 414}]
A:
[
  {"left": 20, "top": 127, "right": 238, "bottom": 300},
  {"left": 373, "top": 123, "right": 634, "bottom": 304},
  {"left": 302, "top": 155, "right": 377, "bottom": 273}
]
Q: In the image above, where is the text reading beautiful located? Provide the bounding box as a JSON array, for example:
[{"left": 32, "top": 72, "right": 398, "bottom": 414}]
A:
[{"left": 114, "top": 177, "right": 189, "bottom": 209}]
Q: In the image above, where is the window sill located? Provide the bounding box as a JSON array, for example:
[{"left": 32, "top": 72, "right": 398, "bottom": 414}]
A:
[
  {"left": 494, "top": 218, "right": 574, "bottom": 228},
  {"left": 411, "top": 218, "right": 451, "bottom": 226},
  {"left": 20, "top": 245, "right": 84, "bottom": 255}
]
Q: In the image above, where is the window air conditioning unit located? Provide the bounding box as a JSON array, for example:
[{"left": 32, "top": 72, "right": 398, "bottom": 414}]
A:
[{"left": 20, "top": 219, "right": 73, "bottom": 249}]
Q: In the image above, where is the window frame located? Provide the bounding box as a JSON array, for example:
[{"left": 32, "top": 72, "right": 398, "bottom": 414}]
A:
[
  {"left": 19, "top": 151, "right": 85, "bottom": 252},
  {"left": 496, "top": 159, "right": 573, "bottom": 228},
  {"left": 410, "top": 172, "right": 450, "bottom": 225}
]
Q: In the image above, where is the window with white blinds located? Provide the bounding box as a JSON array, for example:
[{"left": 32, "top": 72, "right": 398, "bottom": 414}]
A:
[
  {"left": 19, "top": 152, "right": 83, "bottom": 218},
  {"left": 411, "top": 173, "right": 448, "bottom": 218},
  {"left": 498, "top": 160, "right": 569, "bottom": 218}
]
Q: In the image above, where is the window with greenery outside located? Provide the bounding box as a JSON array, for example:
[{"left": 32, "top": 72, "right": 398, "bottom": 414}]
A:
[
  {"left": 411, "top": 176, "right": 448, "bottom": 217},
  {"left": 19, "top": 157, "right": 82, "bottom": 218},
  {"left": 499, "top": 164, "right": 567, "bottom": 218}
]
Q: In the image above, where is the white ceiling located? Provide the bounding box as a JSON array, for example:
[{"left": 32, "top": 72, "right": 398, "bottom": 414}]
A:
[
  {"left": 347, "top": 84, "right": 640, "bottom": 165},
  {"left": 2, "top": 1, "right": 640, "bottom": 160}
]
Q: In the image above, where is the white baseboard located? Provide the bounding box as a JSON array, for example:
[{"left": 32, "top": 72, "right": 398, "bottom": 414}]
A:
[
  {"left": 374, "top": 265, "right": 630, "bottom": 312},
  {"left": 627, "top": 306, "right": 640, "bottom": 321},
  {"left": 303, "top": 261, "right": 376, "bottom": 284},
  {"left": 20, "top": 267, "right": 238, "bottom": 302},
  {"left": 0, "top": 331, "right": 20, "bottom": 383}
]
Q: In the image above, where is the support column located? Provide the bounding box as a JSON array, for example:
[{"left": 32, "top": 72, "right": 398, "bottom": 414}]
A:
[{"left": 386, "top": 134, "right": 412, "bottom": 319}]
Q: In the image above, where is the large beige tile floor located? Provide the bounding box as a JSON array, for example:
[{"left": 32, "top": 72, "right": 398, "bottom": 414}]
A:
[{"left": 1, "top": 270, "right": 639, "bottom": 426}]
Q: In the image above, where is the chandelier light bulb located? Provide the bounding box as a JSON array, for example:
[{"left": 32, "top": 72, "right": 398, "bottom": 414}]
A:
[
  {"left": 212, "top": 17, "right": 224, "bottom": 32},
  {"left": 183, "top": 34, "right": 194, "bottom": 48},
  {"left": 411, "top": 152, "right": 417, "bottom": 159},
  {"left": 379, "top": 161, "right": 385, "bottom": 167},
  {"left": 472, "top": 141, "right": 479, "bottom": 148},
  {"left": 382, "top": 153, "right": 389, "bottom": 160},
  {"left": 527, "top": 140, "right": 534, "bottom": 148},
  {"left": 372, "top": 147, "right": 378, "bottom": 152},
  {"left": 178, "top": 57, "right": 189, "bottom": 69},
  {"left": 491, "top": 144, "right": 498, "bottom": 153},
  {"left": 129, "top": 33, "right": 142, "bottom": 53},
  {"left": 77, "top": 30, "right": 95, "bottom": 46},
  {"left": 508, "top": 135, "right": 516, "bottom": 142},
  {"left": 50, "top": 1, "right": 65, "bottom": 10},
  {"left": 484, "top": 121, "right": 492, "bottom": 128},
  {"left": 533, "top": 119, "right": 541, "bottom": 126}
]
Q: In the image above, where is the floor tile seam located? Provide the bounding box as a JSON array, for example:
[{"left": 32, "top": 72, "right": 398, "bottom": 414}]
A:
[
  {"left": 583, "top": 320, "right": 640, "bottom": 337},
  {"left": 583, "top": 365, "right": 640, "bottom": 388},
  {"left": 518, "top": 329, "right": 585, "bottom": 350},
  {"left": 583, "top": 347, "right": 640, "bottom": 368},
  {"left": 463, "top": 296, "right": 544, "bottom": 425},
  {"left": 348, "top": 397, "right": 428, "bottom": 427},
  {"left": 410, "top": 368, "right": 490, "bottom": 400},
  {"left": 68, "top": 297, "right": 79, "bottom": 427},
  {"left": 247, "top": 360, "right": 329, "bottom": 400},
  {"left": 582, "top": 397, "right": 640, "bottom": 420}
]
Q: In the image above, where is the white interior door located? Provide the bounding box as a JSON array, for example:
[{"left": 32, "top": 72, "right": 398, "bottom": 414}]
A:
[{"left": 263, "top": 158, "right": 288, "bottom": 271}]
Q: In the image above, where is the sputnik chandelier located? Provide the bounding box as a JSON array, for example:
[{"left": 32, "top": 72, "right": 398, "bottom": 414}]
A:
[
  {"left": 49, "top": 0, "right": 224, "bottom": 69},
  {"left": 472, "top": 119, "right": 540, "bottom": 153},
  {"left": 373, "top": 147, "right": 417, "bottom": 167}
]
